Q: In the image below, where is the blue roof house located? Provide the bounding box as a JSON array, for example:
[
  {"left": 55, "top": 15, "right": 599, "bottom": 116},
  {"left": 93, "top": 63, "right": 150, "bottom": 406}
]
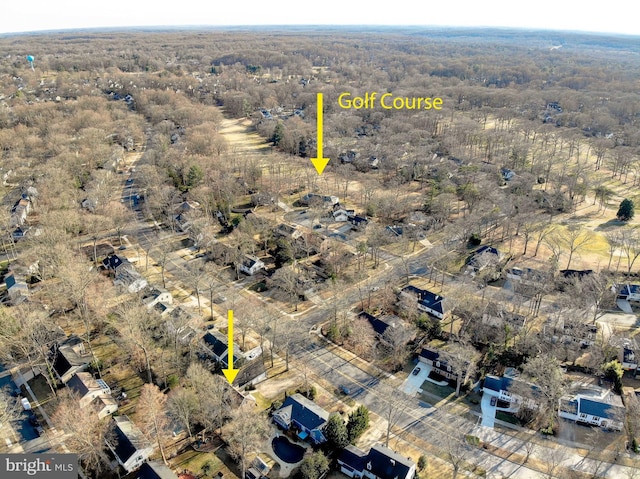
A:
[
  {"left": 272, "top": 393, "right": 329, "bottom": 444},
  {"left": 400, "top": 285, "right": 446, "bottom": 320},
  {"left": 559, "top": 388, "right": 625, "bottom": 430}
]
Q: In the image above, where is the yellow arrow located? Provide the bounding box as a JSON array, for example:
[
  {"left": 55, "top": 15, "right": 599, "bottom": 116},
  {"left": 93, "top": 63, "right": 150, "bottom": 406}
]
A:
[
  {"left": 222, "top": 309, "right": 239, "bottom": 384},
  {"left": 310, "top": 92, "right": 330, "bottom": 175}
]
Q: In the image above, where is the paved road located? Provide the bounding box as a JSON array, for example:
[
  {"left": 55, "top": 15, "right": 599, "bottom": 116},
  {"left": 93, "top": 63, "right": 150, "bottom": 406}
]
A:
[{"left": 291, "top": 338, "right": 638, "bottom": 478}]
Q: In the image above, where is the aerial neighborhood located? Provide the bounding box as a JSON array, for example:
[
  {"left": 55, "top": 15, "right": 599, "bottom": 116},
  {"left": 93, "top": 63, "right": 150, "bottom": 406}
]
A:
[{"left": 1, "top": 26, "right": 640, "bottom": 479}]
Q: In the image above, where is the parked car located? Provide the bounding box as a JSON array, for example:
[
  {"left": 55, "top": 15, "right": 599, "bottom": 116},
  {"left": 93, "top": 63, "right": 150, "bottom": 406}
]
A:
[
  {"left": 339, "top": 385, "right": 351, "bottom": 395},
  {"left": 412, "top": 367, "right": 421, "bottom": 376},
  {"left": 21, "top": 397, "right": 31, "bottom": 410}
]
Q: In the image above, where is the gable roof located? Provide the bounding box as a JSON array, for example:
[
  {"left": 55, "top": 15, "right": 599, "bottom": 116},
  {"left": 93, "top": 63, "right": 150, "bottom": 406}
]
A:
[
  {"left": 360, "top": 312, "right": 393, "bottom": 336},
  {"left": 103, "top": 254, "right": 127, "bottom": 270},
  {"left": 483, "top": 375, "right": 514, "bottom": 393},
  {"left": 202, "top": 332, "right": 241, "bottom": 366},
  {"left": 112, "top": 415, "right": 152, "bottom": 464},
  {"left": 67, "top": 372, "right": 98, "bottom": 397},
  {"left": 234, "top": 355, "right": 267, "bottom": 388},
  {"left": 401, "top": 285, "right": 445, "bottom": 315},
  {"left": 619, "top": 284, "right": 640, "bottom": 296},
  {"left": 277, "top": 394, "right": 329, "bottom": 431},
  {"left": 338, "top": 444, "right": 368, "bottom": 472},
  {"left": 366, "top": 444, "right": 414, "bottom": 479},
  {"left": 136, "top": 461, "right": 179, "bottom": 479},
  {"left": 578, "top": 396, "right": 624, "bottom": 420}
]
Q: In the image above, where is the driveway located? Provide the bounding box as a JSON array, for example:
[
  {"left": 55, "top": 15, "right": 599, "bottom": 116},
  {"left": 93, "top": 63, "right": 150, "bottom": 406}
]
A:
[
  {"left": 401, "top": 363, "right": 431, "bottom": 395},
  {"left": 480, "top": 392, "right": 497, "bottom": 428}
]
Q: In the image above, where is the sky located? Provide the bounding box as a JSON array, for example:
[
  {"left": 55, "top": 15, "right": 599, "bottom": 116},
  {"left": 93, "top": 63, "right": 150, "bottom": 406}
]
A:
[{"left": 1, "top": 0, "right": 638, "bottom": 36}]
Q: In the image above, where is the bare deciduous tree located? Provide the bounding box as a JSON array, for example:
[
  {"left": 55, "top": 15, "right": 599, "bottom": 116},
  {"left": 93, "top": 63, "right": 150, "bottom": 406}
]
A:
[
  {"left": 224, "top": 408, "right": 270, "bottom": 479},
  {"left": 51, "top": 390, "right": 114, "bottom": 474},
  {"left": 136, "top": 383, "right": 171, "bottom": 465}
]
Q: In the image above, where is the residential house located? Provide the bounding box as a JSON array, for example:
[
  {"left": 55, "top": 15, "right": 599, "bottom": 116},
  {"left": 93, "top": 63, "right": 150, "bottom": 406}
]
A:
[
  {"left": 67, "top": 372, "right": 118, "bottom": 419},
  {"left": 621, "top": 341, "right": 639, "bottom": 372},
  {"left": 505, "top": 267, "right": 548, "bottom": 287},
  {"left": 349, "top": 215, "right": 369, "bottom": 231},
  {"left": 81, "top": 198, "right": 98, "bottom": 212},
  {"left": 102, "top": 254, "right": 148, "bottom": 293},
  {"left": 272, "top": 393, "right": 330, "bottom": 444},
  {"left": 135, "top": 461, "right": 179, "bottom": 479},
  {"left": 359, "top": 312, "right": 413, "bottom": 343},
  {"left": 360, "top": 312, "right": 395, "bottom": 338},
  {"left": 337, "top": 443, "right": 415, "bottom": 479},
  {"left": 11, "top": 226, "right": 29, "bottom": 241},
  {"left": 544, "top": 317, "right": 597, "bottom": 348},
  {"left": 467, "top": 245, "right": 503, "bottom": 272},
  {"left": 501, "top": 168, "right": 516, "bottom": 181},
  {"left": 482, "top": 375, "right": 523, "bottom": 411},
  {"left": 106, "top": 415, "right": 154, "bottom": 473},
  {"left": 173, "top": 213, "right": 191, "bottom": 232},
  {"left": 333, "top": 208, "right": 355, "bottom": 222},
  {"left": 245, "top": 457, "right": 270, "bottom": 479},
  {"left": 233, "top": 354, "right": 267, "bottom": 388},
  {"left": 300, "top": 193, "right": 339, "bottom": 207},
  {"left": 51, "top": 335, "right": 93, "bottom": 384},
  {"left": 276, "top": 223, "right": 303, "bottom": 240},
  {"left": 10, "top": 194, "right": 31, "bottom": 227},
  {"left": 202, "top": 331, "right": 266, "bottom": 387},
  {"left": 418, "top": 348, "right": 458, "bottom": 383},
  {"left": 400, "top": 285, "right": 446, "bottom": 320},
  {"left": 5, "top": 273, "right": 29, "bottom": 302},
  {"left": 559, "top": 387, "right": 625, "bottom": 430},
  {"left": 618, "top": 284, "right": 640, "bottom": 302},
  {"left": 481, "top": 370, "right": 539, "bottom": 427},
  {"left": 202, "top": 331, "right": 243, "bottom": 368},
  {"left": 239, "top": 255, "right": 265, "bottom": 276},
  {"left": 251, "top": 192, "right": 276, "bottom": 207},
  {"left": 142, "top": 287, "right": 173, "bottom": 309}
]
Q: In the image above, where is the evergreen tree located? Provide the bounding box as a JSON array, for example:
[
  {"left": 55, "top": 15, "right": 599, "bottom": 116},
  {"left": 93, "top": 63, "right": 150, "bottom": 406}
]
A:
[
  {"left": 324, "top": 413, "right": 349, "bottom": 451},
  {"left": 617, "top": 198, "right": 635, "bottom": 221},
  {"left": 347, "top": 405, "right": 369, "bottom": 443},
  {"left": 271, "top": 122, "right": 284, "bottom": 146}
]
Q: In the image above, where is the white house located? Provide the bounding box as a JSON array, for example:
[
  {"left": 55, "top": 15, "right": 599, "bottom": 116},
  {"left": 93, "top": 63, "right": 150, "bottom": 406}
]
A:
[
  {"left": 618, "top": 284, "right": 640, "bottom": 302},
  {"left": 67, "top": 372, "right": 118, "bottom": 419},
  {"left": 5, "top": 273, "right": 29, "bottom": 302},
  {"left": 106, "top": 415, "right": 154, "bottom": 473},
  {"left": 400, "top": 285, "right": 446, "bottom": 320},
  {"left": 239, "top": 255, "right": 265, "bottom": 276},
  {"left": 142, "top": 287, "right": 173, "bottom": 309},
  {"left": 621, "top": 341, "right": 639, "bottom": 372},
  {"left": 559, "top": 388, "right": 625, "bottom": 430}
]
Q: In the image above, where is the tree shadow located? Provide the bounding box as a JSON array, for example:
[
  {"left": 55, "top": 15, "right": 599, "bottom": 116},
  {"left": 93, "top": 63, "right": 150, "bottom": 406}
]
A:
[{"left": 594, "top": 219, "right": 627, "bottom": 231}]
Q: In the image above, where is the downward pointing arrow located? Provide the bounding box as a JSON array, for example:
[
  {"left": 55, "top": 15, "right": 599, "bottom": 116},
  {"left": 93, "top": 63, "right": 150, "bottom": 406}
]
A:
[
  {"left": 222, "top": 309, "right": 239, "bottom": 384},
  {"left": 310, "top": 92, "right": 330, "bottom": 175}
]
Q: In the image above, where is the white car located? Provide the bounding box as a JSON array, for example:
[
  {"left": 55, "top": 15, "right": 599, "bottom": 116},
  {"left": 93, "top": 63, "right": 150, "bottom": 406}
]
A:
[{"left": 21, "top": 397, "right": 32, "bottom": 410}]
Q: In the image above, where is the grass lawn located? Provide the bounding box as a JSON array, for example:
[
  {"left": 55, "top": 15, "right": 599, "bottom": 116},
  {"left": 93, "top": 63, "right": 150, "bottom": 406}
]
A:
[
  {"left": 420, "top": 380, "right": 455, "bottom": 399},
  {"left": 172, "top": 450, "right": 222, "bottom": 476},
  {"left": 250, "top": 391, "right": 273, "bottom": 410},
  {"left": 495, "top": 411, "right": 521, "bottom": 425}
]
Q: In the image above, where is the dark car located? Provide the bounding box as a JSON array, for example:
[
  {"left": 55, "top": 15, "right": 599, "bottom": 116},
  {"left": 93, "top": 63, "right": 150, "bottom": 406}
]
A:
[
  {"left": 412, "top": 367, "right": 421, "bottom": 376},
  {"left": 339, "top": 385, "right": 350, "bottom": 395}
]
